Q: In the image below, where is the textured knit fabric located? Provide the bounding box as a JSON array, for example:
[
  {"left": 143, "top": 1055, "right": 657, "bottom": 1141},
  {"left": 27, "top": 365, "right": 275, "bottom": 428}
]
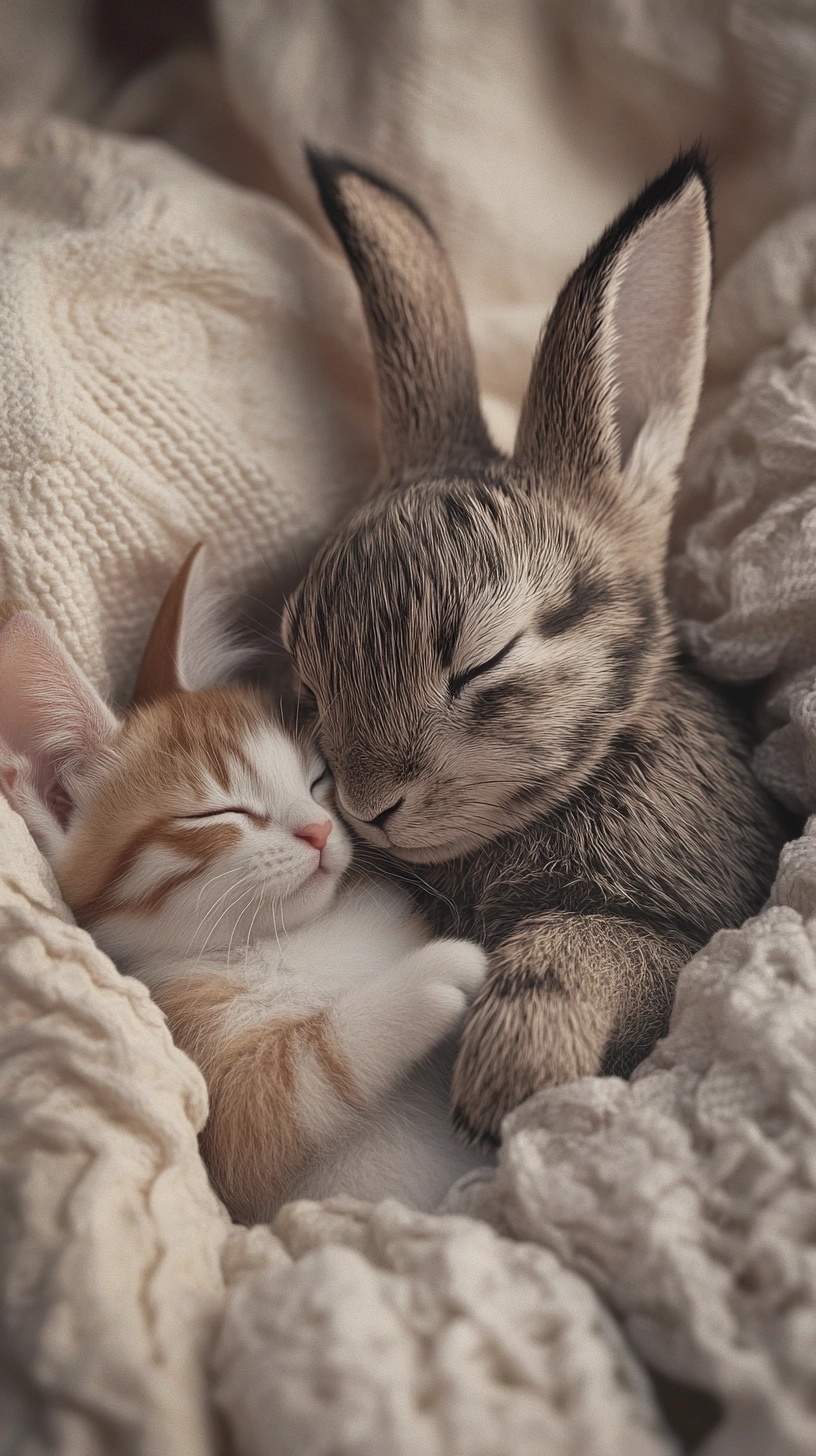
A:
[
  {"left": 0, "top": 115, "right": 375, "bottom": 702},
  {"left": 2, "top": 2, "right": 816, "bottom": 1454}
]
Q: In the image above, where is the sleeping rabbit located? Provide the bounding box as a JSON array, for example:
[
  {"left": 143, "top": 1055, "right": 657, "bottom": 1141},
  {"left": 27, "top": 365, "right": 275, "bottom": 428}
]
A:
[{"left": 282, "top": 147, "right": 792, "bottom": 1146}]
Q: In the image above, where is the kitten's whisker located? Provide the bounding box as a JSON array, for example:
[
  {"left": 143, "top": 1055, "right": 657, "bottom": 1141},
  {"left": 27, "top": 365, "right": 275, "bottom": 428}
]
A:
[
  {"left": 193, "top": 873, "right": 255, "bottom": 958},
  {"left": 350, "top": 848, "right": 463, "bottom": 926},
  {"left": 226, "top": 884, "right": 260, "bottom": 967},
  {"left": 279, "top": 896, "right": 294, "bottom": 948},
  {"left": 194, "top": 869, "right": 253, "bottom": 928},
  {"left": 270, "top": 899, "right": 285, "bottom": 962},
  {"left": 278, "top": 899, "right": 291, "bottom": 944},
  {"left": 243, "top": 884, "right": 267, "bottom": 969},
  {"left": 193, "top": 863, "right": 249, "bottom": 912}
]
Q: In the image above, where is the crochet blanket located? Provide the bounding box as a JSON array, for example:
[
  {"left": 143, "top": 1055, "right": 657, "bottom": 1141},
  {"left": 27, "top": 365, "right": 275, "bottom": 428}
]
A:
[{"left": 2, "top": 2, "right": 816, "bottom": 1452}]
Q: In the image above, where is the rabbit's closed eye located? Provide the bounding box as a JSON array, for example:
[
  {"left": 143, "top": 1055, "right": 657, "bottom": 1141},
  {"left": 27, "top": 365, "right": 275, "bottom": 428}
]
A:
[{"left": 448, "top": 633, "right": 521, "bottom": 700}]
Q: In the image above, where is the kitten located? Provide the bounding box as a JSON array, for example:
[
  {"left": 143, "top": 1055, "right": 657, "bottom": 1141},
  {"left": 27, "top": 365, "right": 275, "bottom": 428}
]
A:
[{"left": 0, "top": 546, "right": 487, "bottom": 1220}]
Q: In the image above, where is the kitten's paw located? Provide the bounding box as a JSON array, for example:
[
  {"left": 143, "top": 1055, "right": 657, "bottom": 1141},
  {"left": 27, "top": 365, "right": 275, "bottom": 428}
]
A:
[
  {"left": 422, "top": 939, "right": 488, "bottom": 997},
  {"left": 399, "top": 940, "right": 488, "bottom": 1043}
]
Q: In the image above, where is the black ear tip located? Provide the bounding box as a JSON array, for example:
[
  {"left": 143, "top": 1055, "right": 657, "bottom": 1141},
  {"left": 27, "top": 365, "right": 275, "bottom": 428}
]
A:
[
  {"left": 304, "top": 144, "right": 350, "bottom": 191},
  {"left": 665, "top": 141, "right": 712, "bottom": 211},
  {"left": 637, "top": 143, "right": 712, "bottom": 218},
  {"left": 588, "top": 141, "right": 714, "bottom": 271},
  {"left": 303, "top": 141, "right": 438, "bottom": 240},
  {"left": 672, "top": 140, "right": 710, "bottom": 178},
  {"left": 304, "top": 144, "right": 349, "bottom": 220},
  {"left": 649, "top": 143, "right": 712, "bottom": 233},
  {"left": 658, "top": 142, "right": 714, "bottom": 246}
]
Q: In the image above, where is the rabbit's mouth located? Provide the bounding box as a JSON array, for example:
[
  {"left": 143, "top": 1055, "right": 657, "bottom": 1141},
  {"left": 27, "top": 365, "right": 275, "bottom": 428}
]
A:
[
  {"left": 335, "top": 779, "right": 503, "bottom": 864},
  {"left": 390, "top": 841, "right": 468, "bottom": 864},
  {"left": 368, "top": 826, "right": 486, "bottom": 865}
]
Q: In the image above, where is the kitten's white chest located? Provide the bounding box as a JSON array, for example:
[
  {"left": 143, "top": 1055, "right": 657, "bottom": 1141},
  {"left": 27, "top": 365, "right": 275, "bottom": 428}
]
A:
[
  {"left": 221, "top": 879, "right": 431, "bottom": 1021},
  {"left": 257, "top": 879, "right": 431, "bottom": 995}
]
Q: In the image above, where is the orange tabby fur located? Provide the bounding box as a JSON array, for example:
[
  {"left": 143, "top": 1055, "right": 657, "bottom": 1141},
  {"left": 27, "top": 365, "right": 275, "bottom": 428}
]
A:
[{"left": 159, "top": 974, "right": 362, "bottom": 1217}]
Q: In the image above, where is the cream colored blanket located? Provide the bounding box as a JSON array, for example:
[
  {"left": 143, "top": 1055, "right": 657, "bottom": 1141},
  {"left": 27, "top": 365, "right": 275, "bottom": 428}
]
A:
[{"left": 2, "top": 2, "right": 816, "bottom": 1452}]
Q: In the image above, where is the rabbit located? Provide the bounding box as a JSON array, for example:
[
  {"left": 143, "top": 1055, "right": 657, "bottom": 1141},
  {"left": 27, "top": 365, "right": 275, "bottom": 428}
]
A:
[{"left": 281, "top": 146, "right": 793, "bottom": 1146}]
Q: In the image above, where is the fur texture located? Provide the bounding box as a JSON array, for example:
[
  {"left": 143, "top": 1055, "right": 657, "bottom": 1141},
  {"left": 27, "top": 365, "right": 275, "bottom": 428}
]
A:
[
  {"left": 0, "top": 547, "right": 487, "bottom": 1216},
  {"left": 284, "top": 148, "right": 793, "bottom": 1145}
]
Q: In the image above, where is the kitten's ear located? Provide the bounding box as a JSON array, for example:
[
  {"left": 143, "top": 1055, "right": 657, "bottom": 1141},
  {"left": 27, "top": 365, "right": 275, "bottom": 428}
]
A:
[
  {"left": 514, "top": 149, "right": 712, "bottom": 540},
  {"left": 134, "top": 543, "right": 249, "bottom": 704},
  {"left": 0, "top": 613, "right": 119, "bottom": 831},
  {"left": 307, "top": 147, "right": 493, "bottom": 478}
]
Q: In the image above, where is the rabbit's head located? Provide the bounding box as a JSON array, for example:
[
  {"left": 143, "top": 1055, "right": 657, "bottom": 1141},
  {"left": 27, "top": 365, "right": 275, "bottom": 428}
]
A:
[{"left": 283, "top": 151, "right": 711, "bottom": 864}]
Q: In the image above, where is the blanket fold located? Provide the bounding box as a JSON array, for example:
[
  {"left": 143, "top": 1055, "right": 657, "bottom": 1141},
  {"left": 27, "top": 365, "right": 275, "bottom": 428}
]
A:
[{"left": 2, "top": 2, "right": 816, "bottom": 1452}]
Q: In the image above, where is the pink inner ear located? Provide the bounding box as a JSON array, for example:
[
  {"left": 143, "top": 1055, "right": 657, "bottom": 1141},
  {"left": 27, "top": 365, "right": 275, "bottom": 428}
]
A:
[
  {"left": 43, "top": 780, "right": 75, "bottom": 829},
  {"left": 0, "top": 613, "right": 119, "bottom": 826}
]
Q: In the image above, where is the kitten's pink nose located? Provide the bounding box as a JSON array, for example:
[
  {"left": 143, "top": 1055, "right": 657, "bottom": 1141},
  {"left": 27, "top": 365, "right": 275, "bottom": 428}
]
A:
[{"left": 295, "top": 819, "right": 332, "bottom": 852}]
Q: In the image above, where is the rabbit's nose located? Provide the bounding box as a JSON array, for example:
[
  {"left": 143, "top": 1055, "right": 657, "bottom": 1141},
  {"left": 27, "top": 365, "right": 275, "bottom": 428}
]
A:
[
  {"left": 365, "top": 797, "right": 404, "bottom": 830},
  {"left": 295, "top": 819, "right": 332, "bottom": 851}
]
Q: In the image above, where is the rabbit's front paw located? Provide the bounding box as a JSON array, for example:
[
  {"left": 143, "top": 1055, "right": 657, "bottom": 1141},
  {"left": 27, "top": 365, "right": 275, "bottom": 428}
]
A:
[{"left": 451, "top": 970, "right": 604, "bottom": 1149}]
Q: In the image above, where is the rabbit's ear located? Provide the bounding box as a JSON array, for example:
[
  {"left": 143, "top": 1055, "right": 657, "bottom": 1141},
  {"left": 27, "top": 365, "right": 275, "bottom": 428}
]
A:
[
  {"left": 308, "top": 148, "right": 493, "bottom": 477},
  {"left": 133, "top": 544, "right": 250, "bottom": 704},
  {"left": 0, "top": 612, "right": 119, "bottom": 832},
  {"left": 515, "top": 150, "right": 712, "bottom": 537}
]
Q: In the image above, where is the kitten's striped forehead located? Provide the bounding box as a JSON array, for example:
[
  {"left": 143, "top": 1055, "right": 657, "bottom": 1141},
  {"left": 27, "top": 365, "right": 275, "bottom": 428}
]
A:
[{"left": 116, "top": 689, "right": 273, "bottom": 798}]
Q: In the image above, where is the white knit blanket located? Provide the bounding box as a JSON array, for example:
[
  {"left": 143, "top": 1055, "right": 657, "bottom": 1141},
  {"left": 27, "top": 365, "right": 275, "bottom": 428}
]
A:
[{"left": 2, "top": 3, "right": 816, "bottom": 1453}]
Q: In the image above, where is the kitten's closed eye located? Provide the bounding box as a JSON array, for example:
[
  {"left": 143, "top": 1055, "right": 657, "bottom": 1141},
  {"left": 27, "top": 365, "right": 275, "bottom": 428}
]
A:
[
  {"left": 309, "top": 760, "right": 334, "bottom": 812},
  {"left": 177, "top": 807, "right": 258, "bottom": 821},
  {"left": 305, "top": 744, "right": 329, "bottom": 781},
  {"left": 298, "top": 682, "right": 318, "bottom": 712}
]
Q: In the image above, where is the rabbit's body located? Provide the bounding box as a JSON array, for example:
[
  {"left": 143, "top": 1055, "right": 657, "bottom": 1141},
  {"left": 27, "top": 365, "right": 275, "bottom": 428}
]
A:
[
  {"left": 415, "top": 668, "right": 778, "bottom": 953},
  {"left": 284, "top": 149, "right": 792, "bottom": 1143},
  {"left": 404, "top": 667, "right": 785, "bottom": 1138}
]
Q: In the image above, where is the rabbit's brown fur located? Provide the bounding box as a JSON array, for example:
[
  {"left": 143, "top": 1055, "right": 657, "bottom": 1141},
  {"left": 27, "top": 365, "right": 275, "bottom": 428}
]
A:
[{"left": 284, "top": 148, "right": 792, "bottom": 1145}]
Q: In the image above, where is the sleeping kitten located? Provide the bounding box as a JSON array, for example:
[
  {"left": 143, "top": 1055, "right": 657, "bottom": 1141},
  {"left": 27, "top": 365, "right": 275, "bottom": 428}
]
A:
[{"left": 0, "top": 546, "right": 487, "bottom": 1220}]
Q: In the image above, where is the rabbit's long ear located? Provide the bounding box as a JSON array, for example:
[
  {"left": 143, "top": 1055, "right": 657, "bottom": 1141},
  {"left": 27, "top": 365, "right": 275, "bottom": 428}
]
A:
[
  {"left": 0, "top": 613, "right": 119, "bottom": 830},
  {"left": 133, "top": 544, "right": 250, "bottom": 705},
  {"left": 515, "top": 150, "right": 712, "bottom": 538},
  {"left": 308, "top": 149, "right": 493, "bottom": 477}
]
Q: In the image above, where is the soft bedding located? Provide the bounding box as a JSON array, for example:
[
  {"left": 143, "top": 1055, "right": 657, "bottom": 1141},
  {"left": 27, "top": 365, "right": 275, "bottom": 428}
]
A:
[{"left": 2, "top": 2, "right": 816, "bottom": 1453}]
